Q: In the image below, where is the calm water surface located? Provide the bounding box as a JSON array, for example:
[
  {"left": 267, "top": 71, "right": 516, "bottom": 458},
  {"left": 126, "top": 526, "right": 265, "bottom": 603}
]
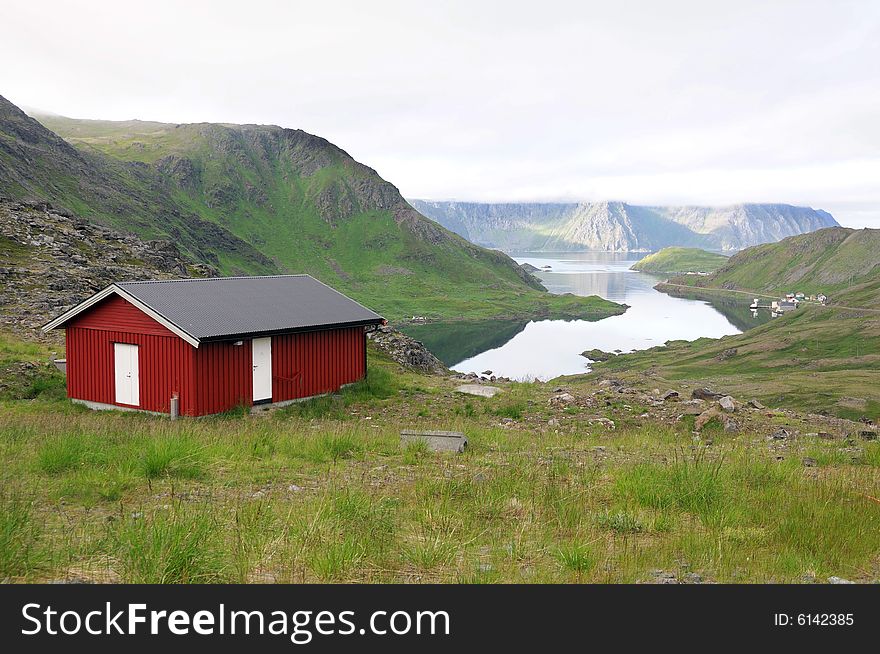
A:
[{"left": 402, "top": 252, "right": 765, "bottom": 381}]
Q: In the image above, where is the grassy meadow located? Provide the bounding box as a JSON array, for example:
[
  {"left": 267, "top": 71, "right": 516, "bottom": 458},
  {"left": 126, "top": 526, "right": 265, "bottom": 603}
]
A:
[{"left": 2, "top": 340, "right": 879, "bottom": 584}]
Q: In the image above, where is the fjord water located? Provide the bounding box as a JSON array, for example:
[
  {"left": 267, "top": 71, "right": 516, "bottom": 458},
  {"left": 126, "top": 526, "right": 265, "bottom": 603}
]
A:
[{"left": 402, "top": 252, "right": 765, "bottom": 381}]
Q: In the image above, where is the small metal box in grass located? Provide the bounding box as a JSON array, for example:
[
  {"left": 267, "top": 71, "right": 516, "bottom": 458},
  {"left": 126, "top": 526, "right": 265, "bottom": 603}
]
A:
[{"left": 400, "top": 430, "right": 468, "bottom": 453}]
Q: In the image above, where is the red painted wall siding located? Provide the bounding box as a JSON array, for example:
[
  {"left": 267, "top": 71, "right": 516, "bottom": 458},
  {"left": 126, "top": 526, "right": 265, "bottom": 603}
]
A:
[
  {"left": 66, "top": 296, "right": 196, "bottom": 413},
  {"left": 272, "top": 326, "right": 366, "bottom": 402},
  {"left": 191, "top": 341, "right": 253, "bottom": 416},
  {"left": 65, "top": 294, "right": 368, "bottom": 416},
  {"left": 69, "top": 294, "right": 176, "bottom": 337}
]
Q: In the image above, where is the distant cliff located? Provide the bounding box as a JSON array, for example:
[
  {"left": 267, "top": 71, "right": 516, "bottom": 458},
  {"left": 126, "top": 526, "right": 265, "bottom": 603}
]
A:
[{"left": 410, "top": 200, "right": 838, "bottom": 252}]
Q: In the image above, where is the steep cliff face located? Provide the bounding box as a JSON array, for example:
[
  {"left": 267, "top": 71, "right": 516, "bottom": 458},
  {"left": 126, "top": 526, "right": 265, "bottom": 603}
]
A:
[
  {"left": 410, "top": 200, "right": 838, "bottom": 252},
  {"left": 652, "top": 204, "right": 838, "bottom": 250}
]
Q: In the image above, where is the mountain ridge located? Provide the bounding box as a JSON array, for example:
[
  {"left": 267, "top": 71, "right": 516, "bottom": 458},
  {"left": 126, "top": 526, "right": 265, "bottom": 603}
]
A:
[
  {"left": 0, "top": 96, "right": 623, "bottom": 322},
  {"left": 410, "top": 200, "right": 838, "bottom": 252}
]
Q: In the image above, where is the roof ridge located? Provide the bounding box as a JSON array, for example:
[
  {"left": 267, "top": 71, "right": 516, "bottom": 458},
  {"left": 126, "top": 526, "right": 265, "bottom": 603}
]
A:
[{"left": 118, "top": 274, "right": 313, "bottom": 285}]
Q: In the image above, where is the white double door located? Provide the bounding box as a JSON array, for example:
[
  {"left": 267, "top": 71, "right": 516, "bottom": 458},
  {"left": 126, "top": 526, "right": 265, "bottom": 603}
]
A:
[
  {"left": 252, "top": 337, "right": 272, "bottom": 402},
  {"left": 113, "top": 342, "right": 140, "bottom": 406}
]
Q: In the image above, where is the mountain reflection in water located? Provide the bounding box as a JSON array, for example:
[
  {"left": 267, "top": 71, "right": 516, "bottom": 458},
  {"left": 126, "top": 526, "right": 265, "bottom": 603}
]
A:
[{"left": 399, "top": 252, "right": 769, "bottom": 381}]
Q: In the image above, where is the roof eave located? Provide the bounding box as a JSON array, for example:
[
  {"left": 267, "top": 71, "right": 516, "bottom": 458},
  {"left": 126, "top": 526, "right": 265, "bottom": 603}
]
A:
[{"left": 196, "top": 318, "right": 385, "bottom": 344}]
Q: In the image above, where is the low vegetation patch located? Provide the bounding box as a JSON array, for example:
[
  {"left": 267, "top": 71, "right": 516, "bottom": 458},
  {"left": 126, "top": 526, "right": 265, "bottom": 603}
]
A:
[{"left": 2, "top": 346, "right": 879, "bottom": 583}]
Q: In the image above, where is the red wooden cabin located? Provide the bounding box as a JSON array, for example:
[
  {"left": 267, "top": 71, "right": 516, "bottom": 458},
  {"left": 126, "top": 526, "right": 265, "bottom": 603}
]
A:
[{"left": 42, "top": 275, "right": 385, "bottom": 416}]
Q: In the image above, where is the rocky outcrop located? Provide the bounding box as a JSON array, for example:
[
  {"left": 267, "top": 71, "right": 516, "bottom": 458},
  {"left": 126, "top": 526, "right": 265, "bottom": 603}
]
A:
[
  {"left": 366, "top": 325, "right": 446, "bottom": 374},
  {"left": 0, "top": 198, "right": 215, "bottom": 336},
  {"left": 411, "top": 200, "right": 838, "bottom": 252}
]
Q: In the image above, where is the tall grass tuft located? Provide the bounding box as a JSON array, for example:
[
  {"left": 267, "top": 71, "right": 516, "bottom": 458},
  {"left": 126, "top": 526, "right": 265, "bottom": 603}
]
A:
[
  {"left": 616, "top": 449, "right": 726, "bottom": 523},
  {"left": 554, "top": 541, "right": 596, "bottom": 576},
  {"left": 0, "top": 494, "right": 46, "bottom": 577},
  {"left": 109, "top": 506, "right": 227, "bottom": 583},
  {"left": 139, "top": 434, "right": 206, "bottom": 479},
  {"left": 343, "top": 367, "right": 398, "bottom": 402},
  {"left": 308, "top": 538, "right": 365, "bottom": 582},
  {"left": 307, "top": 432, "right": 363, "bottom": 463},
  {"left": 37, "top": 434, "right": 87, "bottom": 474}
]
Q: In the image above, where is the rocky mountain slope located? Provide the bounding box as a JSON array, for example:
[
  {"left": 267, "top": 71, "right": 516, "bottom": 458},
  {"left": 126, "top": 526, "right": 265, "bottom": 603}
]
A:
[
  {"left": 410, "top": 200, "right": 838, "bottom": 252},
  {"left": 0, "top": 96, "right": 622, "bottom": 321},
  {"left": 0, "top": 198, "right": 215, "bottom": 335}
]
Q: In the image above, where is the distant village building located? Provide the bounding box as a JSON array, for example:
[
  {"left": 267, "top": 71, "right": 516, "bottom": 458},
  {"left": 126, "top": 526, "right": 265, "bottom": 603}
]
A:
[{"left": 42, "top": 275, "right": 385, "bottom": 416}]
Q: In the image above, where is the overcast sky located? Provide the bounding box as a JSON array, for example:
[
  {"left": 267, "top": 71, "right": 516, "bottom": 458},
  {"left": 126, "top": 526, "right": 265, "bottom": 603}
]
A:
[{"left": 4, "top": 0, "right": 879, "bottom": 226}]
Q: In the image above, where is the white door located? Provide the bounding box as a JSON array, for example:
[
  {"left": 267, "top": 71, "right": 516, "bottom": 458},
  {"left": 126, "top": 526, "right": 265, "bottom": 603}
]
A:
[
  {"left": 113, "top": 342, "right": 140, "bottom": 406},
  {"left": 252, "top": 337, "right": 272, "bottom": 402}
]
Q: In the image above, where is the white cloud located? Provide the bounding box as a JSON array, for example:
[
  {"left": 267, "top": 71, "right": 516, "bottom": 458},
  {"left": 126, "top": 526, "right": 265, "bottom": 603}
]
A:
[{"left": 3, "top": 0, "right": 879, "bottom": 226}]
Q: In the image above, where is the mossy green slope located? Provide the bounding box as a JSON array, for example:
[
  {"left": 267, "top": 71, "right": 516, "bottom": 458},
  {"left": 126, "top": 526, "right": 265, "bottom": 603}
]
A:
[
  {"left": 670, "top": 227, "right": 880, "bottom": 309},
  {"left": 630, "top": 247, "right": 728, "bottom": 274},
  {"left": 2, "top": 98, "right": 622, "bottom": 321}
]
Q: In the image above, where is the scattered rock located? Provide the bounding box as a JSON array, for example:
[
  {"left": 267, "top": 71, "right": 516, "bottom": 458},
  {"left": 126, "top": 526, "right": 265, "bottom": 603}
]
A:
[
  {"left": 661, "top": 390, "right": 680, "bottom": 401},
  {"left": 287, "top": 484, "right": 303, "bottom": 493},
  {"left": 456, "top": 384, "right": 502, "bottom": 398},
  {"left": 549, "top": 392, "right": 575, "bottom": 405},
  {"left": 747, "top": 399, "right": 766, "bottom": 410},
  {"left": 695, "top": 407, "right": 721, "bottom": 431},
  {"left": 649, "top": 570, "right": 678, "bottom": 584},
  {"left": 828, "top": 576, "right": 855, "bottom": 585},
  {"left": 716, "top": 348, "right": 738, "bottom": 361},
  {"left": 858, "top": 430, "right": 877, "bottom": 441},
  {"left": 718, "top": 396, "right": 737, "bottom": 413},
  {"left": 589, "top": 417, "right": 616, "bottom": 430},
  {"left": 581, "top": 348, "right": 613, "bottom": 362},
  {"left": 770, "top": 428, "right": 790, "bottom": 440},
  {"left": 692, "top": 388, "right": 722, "bottom": 401},
  {"left": 802, "top": 457, "right": 818, "bottom": 467},
  {"left": 48, "top": 576, "right": 95, "bottom": 584},
  {"left": 482, "top": 370, "right": 493, "bottom": 376}
]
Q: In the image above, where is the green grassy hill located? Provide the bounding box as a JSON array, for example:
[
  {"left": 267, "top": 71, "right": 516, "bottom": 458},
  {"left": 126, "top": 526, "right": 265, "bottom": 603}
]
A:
[
  {"left": 606, "top": 228, "right": 880, "bottom": 420},
  {"left": 630, "top": 247, "right": 729, "bottom": 274},
  {"left": 670, "top": 227, "right": 880, "bottom": 309},
  {"left": 0, "top": 96, "right": 622, "bottom": 322}
]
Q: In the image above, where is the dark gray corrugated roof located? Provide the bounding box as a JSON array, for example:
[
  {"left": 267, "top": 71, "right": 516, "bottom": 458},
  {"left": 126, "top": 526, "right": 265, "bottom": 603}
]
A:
[{"left": 115, "top": 275, "right": 383, "bottom": 340}]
